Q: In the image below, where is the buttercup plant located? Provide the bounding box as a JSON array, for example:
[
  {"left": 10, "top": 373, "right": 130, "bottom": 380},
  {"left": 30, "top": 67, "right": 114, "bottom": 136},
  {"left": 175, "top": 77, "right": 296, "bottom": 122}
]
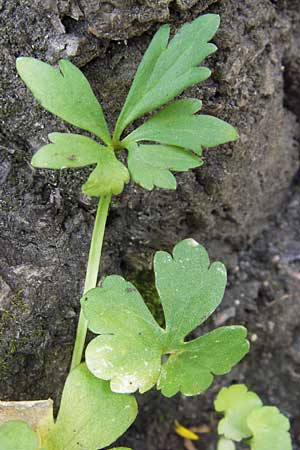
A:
[{"left": 0, "top": 14, "right": 249, "bottom": 450}]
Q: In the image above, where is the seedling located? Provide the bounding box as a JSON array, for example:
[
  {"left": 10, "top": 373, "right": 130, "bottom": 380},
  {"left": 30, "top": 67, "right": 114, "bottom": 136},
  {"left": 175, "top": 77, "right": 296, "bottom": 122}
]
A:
[
  {"left": 0, "top": 14, "right": 249, "bottom": 450},
  {"left": 215, "top": 384, "right": 292, "bottom": 450}
]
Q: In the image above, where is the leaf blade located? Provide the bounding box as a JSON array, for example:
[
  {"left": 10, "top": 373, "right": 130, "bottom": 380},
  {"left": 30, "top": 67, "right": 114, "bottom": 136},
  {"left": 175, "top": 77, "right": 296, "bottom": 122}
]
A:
[
  {"left": 45, "top": 364, "right": 137, "bottom": 450},
  {"left": 31, "top": 133, "right": 104, "bottom": 169},
  {"left": 215, "top": 384, "right": 263, "bottom": 441},
  {"left": 247, "top": 407, "right": 292, "bottom": 450},
  {"left": 154, "top": 238, "right": 227, "bottom": 344},
  {"left": 127, "top": 142, "right": 202, "bottom": 190},
  {"left": 82, "top": 276, "right": 163, "bottom": 393},
  {"left": 16, "top": 58, "right": 111, "bottom": 144},
  {"left": 115, "top": 14, "right": 220, "bottom": 136},
  {"left": 158, "top": 326, "right": 249, "bottom": 397}
]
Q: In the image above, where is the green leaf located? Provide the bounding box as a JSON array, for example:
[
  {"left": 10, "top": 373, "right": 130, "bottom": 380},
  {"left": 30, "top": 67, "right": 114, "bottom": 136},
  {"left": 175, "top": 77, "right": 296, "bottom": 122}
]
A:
[
  {"left": 0, "top": 420, "right": 38, "bottom": 450},
  {"left": 16, "top": 58, "right": 111, "bottom": 145},
  {"left": 158, "top": 327, "right": 249, "bottom": 397},
  {"left": 214, "top": 384, "right": 263, "bottom": 441},
  {"left": 31, "top": 133, "right": 103, "bottom": 169},
  {"left": 114, "top": 14, "right": 220, "bottom": 139},
  {"left": 127, "top": 142, "right": 202, "bottom": 190},
  {"left": 114, "top": 25, "right": 170, "bottom": 139},
  {"left": 247, "top": 407, "right": 292, "bottom": 450},
  {"left": 124, "top": 100, "right": 238, "bottom": 154},
  {"left": 82, "top": 147, "right": 129, "bottom": 196},
  {"left": 32, "top": 133, "right": 129, "bottom": 196},
  {"left": 217, "top": 438, "right": 236, "bottom": 450},
  {"left": 82, "top": 276, "right": 164, "bottom": 393},
  {"left": 83, "top": 239, "right": 249, "bottom": 396},
  {"left": 110, "top": 448, "right": 133, "bottom": 450},
  {"left": 154, "top": 238, "right": 227, "bottom": 344},
  {"left": 45, "top": 363, "right": 137, "bottom": 450}
]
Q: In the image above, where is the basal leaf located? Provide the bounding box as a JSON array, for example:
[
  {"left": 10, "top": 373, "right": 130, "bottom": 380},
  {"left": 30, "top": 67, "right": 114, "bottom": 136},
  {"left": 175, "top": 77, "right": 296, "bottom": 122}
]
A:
[
  {"left": 127, "top": 142, "right": 202, "bottom": 190},
  {"left": 45, "top": 363, "right": 137, "bottom": 450},
  {"left": 154, "top": 238, "right": 227, "bottom": 345},
  {"left": 215, "top": 384, "right": 262, "bottom": 441},
  {"left": 0, "top": 420, "right": 38, "bottom": 450},
  {"left": 31, "top": 133, "right": 103, "bottom": 169},
  {"left": 114, "top": 25, "right": 170, "bottom": 140},
  {"left": 247, "top": 407, "right": 292, "bottom": 450},
  {"left": 217, "top": 438, "right": 236, "bottom": 450},
  {"left": 83, "top": 239, "right": 249, "bottom": 396},
  {"left": 82, "top": 147, "right": 129, "bottom": 196},
  {"left": 114, "top": 14, "right": 220, "bottom": 139},
  {"left": 82, "top": 276, "right": 163, "bottom": 393},
  {"left": 158, "top": 327, "right": 249, "bottom": 397},
  {"left": 16, "top": 58, "right": 111, "bottom": 145},
  {"left": 124, "top": 100, "right": 238, "bottom": 154}
]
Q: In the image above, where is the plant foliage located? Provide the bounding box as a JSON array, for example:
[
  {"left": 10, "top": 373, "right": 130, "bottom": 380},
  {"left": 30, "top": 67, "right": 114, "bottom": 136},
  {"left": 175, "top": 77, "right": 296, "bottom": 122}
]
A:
[
  {"left": 16, "top": 14, "right": 238, "bottom": 196},
  {"left": 215, "top": 385, "right": 292, "bottom": 450},
  {"left": 82, "top": 239, "right": 249, "bottom": 396}
]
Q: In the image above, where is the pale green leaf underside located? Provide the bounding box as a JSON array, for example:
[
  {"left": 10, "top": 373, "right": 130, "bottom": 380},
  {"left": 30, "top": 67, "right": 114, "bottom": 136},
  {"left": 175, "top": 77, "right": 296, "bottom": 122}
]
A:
[
  {"left": 217, "top": 438, "right": 236, "bottom": 450},
  {"left": 45, "top": 364, "right": 137, "bottom": 450},
  {"left": 247, "top": 407, "right": 292, "bottom": 450},
  {"left": 83, "top": 239, "right": 249, "bottom": 396},
  {"left": 32, "top": 133, "right": 129, "bottom": 196},
  {"left": 16, "top": 58, "right": 111, "bottom": 145},
  {"left": 124, "top": 99, "right": 238, "bottom": 154},
  {"left": 114, "top": 14, "right": 220, "bottom": 139},
  {"left": 154, "top": 238, "right": 227, "bottom": 345},
  {"left": 215, "top": 384, "right": 262, "bottom": 441},
  {"left": 158, "top": 326, "right": 249, "bottom": 397},
  {"left": 0, "top": 420, "right": 38, "bottom": 450},
  {"left": 127, "top": 142, "right": 202, "bottom": 190}
]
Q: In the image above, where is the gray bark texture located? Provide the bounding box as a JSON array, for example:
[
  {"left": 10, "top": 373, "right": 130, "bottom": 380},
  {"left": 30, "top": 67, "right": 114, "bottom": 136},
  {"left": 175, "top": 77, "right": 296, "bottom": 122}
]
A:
[{"left": 0, "top": 0, "right": 300, "bottom": 448}]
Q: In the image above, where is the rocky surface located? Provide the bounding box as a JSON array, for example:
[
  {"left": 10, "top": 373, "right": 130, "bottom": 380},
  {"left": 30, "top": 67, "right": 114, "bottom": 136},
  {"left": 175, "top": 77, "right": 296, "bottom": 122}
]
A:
[{"left": 0, "top": 0, "right": 299, "bottom": 448}]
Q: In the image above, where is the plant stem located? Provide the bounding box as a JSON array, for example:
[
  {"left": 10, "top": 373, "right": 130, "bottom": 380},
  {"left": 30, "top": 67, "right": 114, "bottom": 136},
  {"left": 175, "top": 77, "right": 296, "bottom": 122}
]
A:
[{"left": 70, "top": 194, "right": 111, "bottom": 371}]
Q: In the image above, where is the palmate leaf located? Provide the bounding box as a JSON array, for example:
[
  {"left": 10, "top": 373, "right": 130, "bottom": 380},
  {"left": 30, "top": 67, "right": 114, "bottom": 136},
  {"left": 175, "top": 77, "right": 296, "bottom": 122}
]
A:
[
  {"left": 82, "top": 239, "right": 249, "bottom": 396},
  {"left": 215, "top": 385, "right": 263, "bottom": 441},
  {"left": 114, "top": 14, "right": 220, "bottom": 139},
  {"left": 247, "top": 407, "right": 292, "bottom": 450},
  {"left": 45, "top": 364, "right": 137, "bottom": 450},
  {"left": 32, "top": 133, "right": 129, "bottom": 196},
  {"left": 16, "top": 58, "right": 111, "bottom": 145},
  {"left": 0, "top": 420, "right": 38, "bottom": 450},
  {"left": 127, "top": 142, "right": 202, "bottom": 190},
  {"left": 123, "top": 99, "right": 238, "bottom": 154}
]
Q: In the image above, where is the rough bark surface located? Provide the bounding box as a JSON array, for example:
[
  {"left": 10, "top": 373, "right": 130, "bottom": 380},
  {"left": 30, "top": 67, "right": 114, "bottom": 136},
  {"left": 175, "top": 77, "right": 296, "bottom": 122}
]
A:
[{"left": 0, "top": 0, "right": 299, "bottom": 448}]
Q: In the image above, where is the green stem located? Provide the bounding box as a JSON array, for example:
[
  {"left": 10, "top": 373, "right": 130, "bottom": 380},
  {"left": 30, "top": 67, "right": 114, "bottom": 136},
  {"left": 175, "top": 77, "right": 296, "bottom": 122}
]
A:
[{"left": 70, "top": 194, "right": 111, "bottom": 371}]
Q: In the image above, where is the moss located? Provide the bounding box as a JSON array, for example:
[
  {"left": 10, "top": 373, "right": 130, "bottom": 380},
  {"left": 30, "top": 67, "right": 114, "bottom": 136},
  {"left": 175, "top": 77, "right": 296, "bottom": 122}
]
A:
[{"left": 126, "top": 269, "right": 165, "bottom": 328}]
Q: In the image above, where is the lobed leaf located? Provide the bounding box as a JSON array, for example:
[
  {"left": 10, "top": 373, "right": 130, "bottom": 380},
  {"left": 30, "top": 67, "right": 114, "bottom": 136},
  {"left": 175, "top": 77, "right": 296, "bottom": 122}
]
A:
[
  {"left": 82, "top": 148, "right": 129, "bottom": 197},
  {"left": 31, "top": 133, "right": 103, "bottom": 169},
  {"left": 32, "top": 133, "right": 129, "bottom": 197},
  {"left": 0, "top": 420, "right": 38, "bottom": 450},
  {"left": 158, "top": 327, "right": 249, "bottom": 397},
  {"left": 154, "top": 238, "right": 227, "bottom": 345},
  {"left": 83, "top": 239, "right": 249, "bottom": 396},
  {"left": 127, "top": 142, "right": 202, "bottom": 190},
  {"left": 16, "top": 58, "right": 111, "bottom": 145},
  {"left": 124, "top": 99, "right": 238, "bottom": 154},
  {"left": 215, "top": 384, "right": 262, "bottom": 441},
  {"left": 114, "top": 14, "right": 220, "bottom": 139},
  {"left": 82, "top": 276, "right": 163, "bottom": 393},
  {"left": 45, "top": 363, "right": 137, "bottom": 450},
  {"left": 247, "top": 407, "right": 292, "bottom": 450}
]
